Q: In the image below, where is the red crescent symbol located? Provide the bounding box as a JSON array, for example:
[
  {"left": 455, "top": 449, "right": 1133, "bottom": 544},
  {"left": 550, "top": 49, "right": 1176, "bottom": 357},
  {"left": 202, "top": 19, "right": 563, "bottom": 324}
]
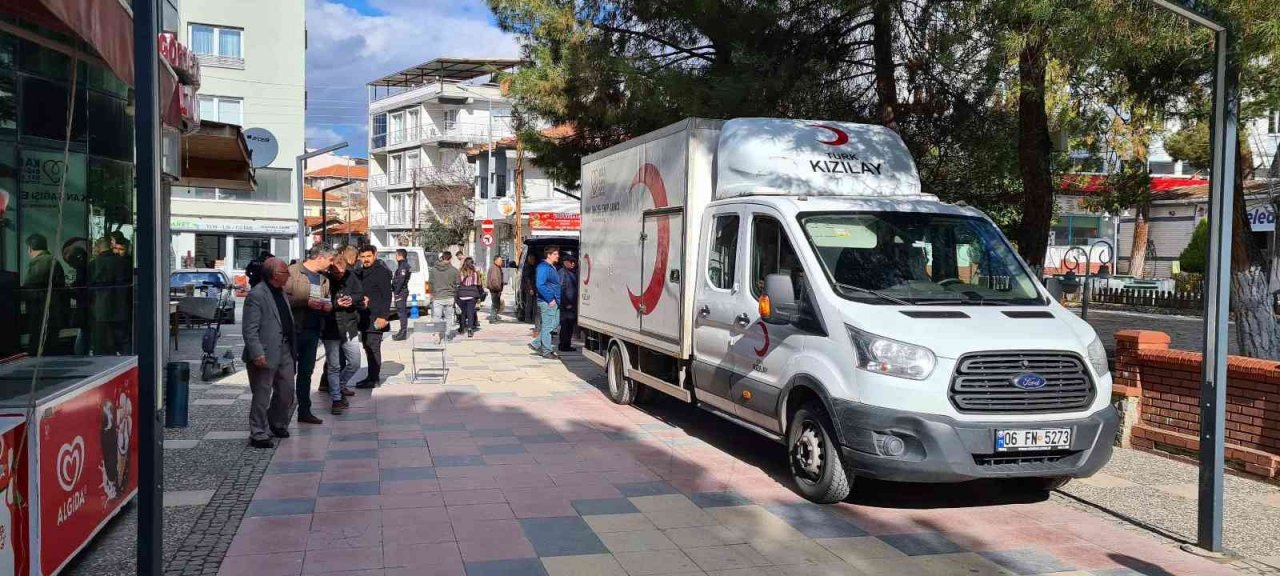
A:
[
  {"left": 810, "top": 124, "right": 849, "bottom": 146},
  {"left": 754, "top": 322, "right": 770, "bottom": 357},
  {"left": 627, "top": 164, "right": 670, "bottom": 315},
  {"left": 583, "top": 254, "right": 592, "bottom": 286}
]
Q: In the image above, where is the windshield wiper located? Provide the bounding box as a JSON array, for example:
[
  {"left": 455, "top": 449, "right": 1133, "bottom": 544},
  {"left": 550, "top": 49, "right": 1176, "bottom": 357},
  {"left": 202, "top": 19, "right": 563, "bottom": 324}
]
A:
[
  {"left": 834, "top": 283, "right": 912, "bottom": 305},
  {"left": 917, "top": 296, "right": 1013, "bottom": 306}
]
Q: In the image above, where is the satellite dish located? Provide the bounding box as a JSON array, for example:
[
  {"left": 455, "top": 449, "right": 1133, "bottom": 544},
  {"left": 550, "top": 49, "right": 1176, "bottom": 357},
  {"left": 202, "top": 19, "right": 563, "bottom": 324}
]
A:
[{"left": 243, "top": 127, "right": 278, "bottom": 168}]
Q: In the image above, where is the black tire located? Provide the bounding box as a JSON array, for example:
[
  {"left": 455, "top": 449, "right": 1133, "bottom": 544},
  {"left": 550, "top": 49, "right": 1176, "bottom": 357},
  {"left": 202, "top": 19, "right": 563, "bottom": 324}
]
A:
[
  {"left": 787, "top": 401, "right": 852, "bottom": 504},
  {"left": 605, "top": 343, "right": 638, "bottom": 405}
]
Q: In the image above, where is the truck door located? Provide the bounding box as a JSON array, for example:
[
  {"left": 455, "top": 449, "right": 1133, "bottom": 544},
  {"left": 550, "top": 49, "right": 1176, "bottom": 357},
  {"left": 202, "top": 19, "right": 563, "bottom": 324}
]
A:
[
  {"left": 639, "top": 208, "right": 685, "bottom": 343},
  {"left": 691, "top": 207, "right": 746, "bottom": 413},
  {"left": 728, "top": 212, "right": 808, "bottom": 433}
]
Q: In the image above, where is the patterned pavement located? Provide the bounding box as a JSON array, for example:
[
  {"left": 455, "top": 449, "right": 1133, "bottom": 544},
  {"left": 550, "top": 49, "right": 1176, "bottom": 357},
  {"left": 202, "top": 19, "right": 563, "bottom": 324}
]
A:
[{"left": 217, "top": 320, "right": 1241, "bottom": 576}]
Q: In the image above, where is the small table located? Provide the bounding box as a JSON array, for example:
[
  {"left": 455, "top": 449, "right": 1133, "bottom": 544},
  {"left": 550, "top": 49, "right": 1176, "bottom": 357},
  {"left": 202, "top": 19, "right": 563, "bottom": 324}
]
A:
[{"left": 170, "top": 301, "right": 179, "bottom": 351}]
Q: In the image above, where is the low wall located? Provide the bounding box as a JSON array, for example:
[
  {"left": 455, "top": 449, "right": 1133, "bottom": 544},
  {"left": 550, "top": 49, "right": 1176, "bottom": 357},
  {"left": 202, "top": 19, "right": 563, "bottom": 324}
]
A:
[{"left": 1111, "top": 330, "right": 1280, "bottom": 480}]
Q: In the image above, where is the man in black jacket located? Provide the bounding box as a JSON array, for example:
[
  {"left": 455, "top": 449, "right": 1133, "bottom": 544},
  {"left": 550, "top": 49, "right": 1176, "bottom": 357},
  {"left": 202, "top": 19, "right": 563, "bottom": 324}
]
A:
[
  {"left": 322, "top": 254, "right": 362, "bottom": 414},
  {"left": 355, "top": 245, "right": 392, "bottom": 388},
  {"left": 558, "top": 256, "right": 579, "bottom": 352},
  {"left": 391, "top": 248, "right": 412, "bottom": 341}
]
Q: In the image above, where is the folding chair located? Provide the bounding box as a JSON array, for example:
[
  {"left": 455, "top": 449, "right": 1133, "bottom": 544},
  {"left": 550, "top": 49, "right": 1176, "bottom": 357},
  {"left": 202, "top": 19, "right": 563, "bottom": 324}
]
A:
[{"left": 410, "top": 320, "right": 448, "bottom": 383}]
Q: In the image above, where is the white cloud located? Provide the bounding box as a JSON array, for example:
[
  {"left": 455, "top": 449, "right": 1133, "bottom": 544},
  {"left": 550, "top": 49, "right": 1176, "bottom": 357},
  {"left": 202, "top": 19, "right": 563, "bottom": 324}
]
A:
[
  {"left": 304, "top": 125, "right": 345, "bottom": 147},
  {"left": 305, "top": 0, "right": 520, "bottom": 156}
]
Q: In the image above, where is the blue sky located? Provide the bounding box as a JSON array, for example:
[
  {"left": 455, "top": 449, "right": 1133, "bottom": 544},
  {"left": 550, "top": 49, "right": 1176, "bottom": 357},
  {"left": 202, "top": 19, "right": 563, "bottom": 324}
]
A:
[{"left": 304, "top": 0, "right": 518, "bottom": 157}]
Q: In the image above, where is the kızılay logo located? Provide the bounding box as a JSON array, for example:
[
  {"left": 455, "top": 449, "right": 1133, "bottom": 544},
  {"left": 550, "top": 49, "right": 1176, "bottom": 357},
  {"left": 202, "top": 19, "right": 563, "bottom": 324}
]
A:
[
  {"left": 810, "top": 124, "right": 850, "bottom": 146},
  {"left": 627, "top": 164, "right": 669, "bottom": 316},
  {"left": 57, "top": 436, "right": 85, "bottom": 492}
]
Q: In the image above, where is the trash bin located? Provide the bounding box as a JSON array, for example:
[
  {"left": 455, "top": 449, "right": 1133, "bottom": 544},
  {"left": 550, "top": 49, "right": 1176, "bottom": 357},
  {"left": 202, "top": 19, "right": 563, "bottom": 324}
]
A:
[{"left": 165, "top": 361, "right": 190, "bottom": 428}]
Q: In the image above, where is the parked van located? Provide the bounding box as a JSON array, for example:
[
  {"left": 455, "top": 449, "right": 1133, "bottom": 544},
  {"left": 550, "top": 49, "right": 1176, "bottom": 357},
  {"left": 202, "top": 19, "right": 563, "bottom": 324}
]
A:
[
  {"left": 378, "top": 247, "right": 429, "bottom": 315},
  {"left": 577, "top": 118, "right": 1117, "bottom": 503}
]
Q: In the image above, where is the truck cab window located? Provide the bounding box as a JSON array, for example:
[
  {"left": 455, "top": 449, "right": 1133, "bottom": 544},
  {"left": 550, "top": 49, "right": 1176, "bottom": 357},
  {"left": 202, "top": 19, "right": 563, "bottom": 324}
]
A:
[
  {"left": 708, "top": 215, "right": 738, "bottom": 289},
  {"left": 751, "top": 215, "right": 801, "bottom": 298}
]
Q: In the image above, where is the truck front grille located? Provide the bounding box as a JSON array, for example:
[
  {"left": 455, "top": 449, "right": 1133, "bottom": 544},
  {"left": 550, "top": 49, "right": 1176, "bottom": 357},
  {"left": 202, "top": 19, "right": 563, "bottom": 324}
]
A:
[{"left": 949, "top": 351, "right": 1094, "bottom": 414}]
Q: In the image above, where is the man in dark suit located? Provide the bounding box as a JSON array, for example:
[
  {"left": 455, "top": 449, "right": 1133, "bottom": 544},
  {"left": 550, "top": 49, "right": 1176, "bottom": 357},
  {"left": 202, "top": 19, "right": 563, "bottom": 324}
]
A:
[
  {"left": 242, "top": 258, "right": 296, "bottom": 448},
  {"left": 355, "top": 245, "right": 392, "bottom": 388}
]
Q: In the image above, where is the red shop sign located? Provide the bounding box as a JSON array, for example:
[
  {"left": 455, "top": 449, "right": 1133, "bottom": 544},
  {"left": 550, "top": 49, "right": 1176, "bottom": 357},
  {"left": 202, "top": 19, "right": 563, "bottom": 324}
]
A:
[
  {"left": 528, "top": 212, "right": 580, "bottom": 231},
  {"left": 158, "top": 32, "right": 201, "bottom": 87}
]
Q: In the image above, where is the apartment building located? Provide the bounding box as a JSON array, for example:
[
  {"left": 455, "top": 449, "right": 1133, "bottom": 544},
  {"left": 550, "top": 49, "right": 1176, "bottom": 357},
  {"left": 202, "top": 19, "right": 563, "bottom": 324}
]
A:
[
  {"left": 170, "top": 0, "right": 306, "bottom": 273},
  {"left": 366, "top": 58, "right": 519, "bottom": 249}
]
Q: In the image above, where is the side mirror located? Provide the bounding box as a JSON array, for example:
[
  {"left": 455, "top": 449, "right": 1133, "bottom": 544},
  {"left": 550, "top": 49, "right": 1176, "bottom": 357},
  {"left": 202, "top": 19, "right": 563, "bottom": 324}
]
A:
[{"left": 760, "top": 273, "right": 797, "bottom": 325}]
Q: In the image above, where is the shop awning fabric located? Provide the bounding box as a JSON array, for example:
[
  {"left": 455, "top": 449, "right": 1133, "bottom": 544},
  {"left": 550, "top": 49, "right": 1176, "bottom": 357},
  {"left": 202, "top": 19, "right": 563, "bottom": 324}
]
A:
[
  {"left": 175, "top": 121, "right": 256, "bottom": 191},
  {"left": 0, "top": 0, "right": 135, "bottom": 85}
]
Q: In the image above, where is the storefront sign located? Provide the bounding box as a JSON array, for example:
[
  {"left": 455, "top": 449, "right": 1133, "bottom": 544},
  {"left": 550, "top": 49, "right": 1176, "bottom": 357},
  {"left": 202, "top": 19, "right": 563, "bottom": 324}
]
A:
[
  {"left": 0, "top": 418, "right": 28, "bottom": 576},
  {"left": 171, "top": 217, "right": 297, "bottom": 236},
  {"left": 158, "top": 32, "right": 200, "bottom": 87},
  {"left": 528, "top": 212, "right": 580, "bottom": 231},
  {"left": 497, "top": 198, "right": 517, "bottom": 217},
  {"left": 38, "top": 367, "right": 137, "bottom": 575},
  {"left": 1247, "top": 203, "right": 1275, "bottom": 232},
  {"left": 18, "top": 150, "right": 87, "bottom": 282}
]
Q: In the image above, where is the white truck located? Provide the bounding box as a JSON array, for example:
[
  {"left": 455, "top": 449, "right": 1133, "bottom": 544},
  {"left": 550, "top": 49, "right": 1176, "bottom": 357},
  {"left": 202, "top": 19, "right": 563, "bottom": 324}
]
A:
[{"left": 577, "top": 118, "right": 1117, "bottom": 503}]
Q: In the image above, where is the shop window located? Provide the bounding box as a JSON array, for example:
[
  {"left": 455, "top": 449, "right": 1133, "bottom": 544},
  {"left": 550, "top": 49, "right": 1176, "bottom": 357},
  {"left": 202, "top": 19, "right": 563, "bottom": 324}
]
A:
[
  {"left": 233, "top": 238, "right": 270, "bottom": 269},
  {"left": 21, "top": 76, "right": 86, "bottom": 143},
  {"left": 88, "top": 92, "right": 132, "bottom": 161}
]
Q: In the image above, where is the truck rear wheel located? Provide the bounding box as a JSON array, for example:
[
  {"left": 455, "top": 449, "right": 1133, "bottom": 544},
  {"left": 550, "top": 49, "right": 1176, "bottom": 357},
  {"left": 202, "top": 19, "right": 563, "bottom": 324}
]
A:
[
  {"left": 787, "top": 401, "right": 852, "bottom": 504},
  {"left": 606, "top": 343, "right": 638, "bottom": 405}
]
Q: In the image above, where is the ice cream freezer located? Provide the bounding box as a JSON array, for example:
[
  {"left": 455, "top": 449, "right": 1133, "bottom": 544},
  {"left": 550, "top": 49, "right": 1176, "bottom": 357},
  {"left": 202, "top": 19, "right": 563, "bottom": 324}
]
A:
[{"left": 0, "top": 356, "right": 139, "bottom": 576}]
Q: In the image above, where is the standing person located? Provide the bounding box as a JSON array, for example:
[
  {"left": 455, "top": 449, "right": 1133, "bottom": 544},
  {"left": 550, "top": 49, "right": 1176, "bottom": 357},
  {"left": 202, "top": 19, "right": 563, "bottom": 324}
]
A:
[
  {"left": 453, "top": 250, "right": 465, "bottom": 270},
  {"left": 355, "top": 245, "right": 392, "bottom": 388},
  {"left": 245, "top": 251, "right": 273, "bottom": 288},
  {"left": 322, "top": 253, "right": 362, "bottom": 415},
  {"left": 22, "top": 234, "right": 66, "bottom": 356},
  {"left": 108, "top": 231, "right": 133, "bottom": 353},
  {"left": 320, "top": 245, "right": 358, "bottom": 393},
  {"left": 391, "top": 248, "right": 412, "bottom": 341},
  {"left": 242, "top": 258, "right": 296, "bottom": 448},
  {"left": 426, "top": 251, "right": 459, "bottom": 343},
  {"left": 456, "top": 258, "right": 482, "bottom": 337},
  {"left": 529, "top": 246, "right": 561, "bottom": 358},
  {"left": 558, "top": 256, "right": 579, "bottom": 352},
  {"left": 486, "top": 256, "right": 505, "bottom": 323},
  {"left": 285, "top": 245, "right": 333, "bottom": 425},
  {"left": 89, "top": 237, "right": 121, "bottom": 354},
  {"left": 520, "top": 253, "right": 538, "bottom": 326}
]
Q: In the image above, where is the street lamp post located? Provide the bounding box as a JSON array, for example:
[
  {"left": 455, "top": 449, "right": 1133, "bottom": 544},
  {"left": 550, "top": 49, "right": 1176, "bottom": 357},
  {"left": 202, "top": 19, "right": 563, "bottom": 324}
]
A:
[
  {"left": 1147, "top": 0, "right": 1236, "bottom": 554},
  {"left": 297, "top": 142, "right": 348, "bottom": 256}
]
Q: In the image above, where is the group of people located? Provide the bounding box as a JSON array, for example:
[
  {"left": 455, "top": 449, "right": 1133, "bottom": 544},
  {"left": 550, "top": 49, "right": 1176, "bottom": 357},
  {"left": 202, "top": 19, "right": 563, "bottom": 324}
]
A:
[
  {"left": 526, "top": 245, "right": 579, "bottom": 358},
  {"left": 423, "top": 251, "right": 506, "bottom": 342},
  {"left": 241, "top": 244, "right": 410, "bottom": 448}
]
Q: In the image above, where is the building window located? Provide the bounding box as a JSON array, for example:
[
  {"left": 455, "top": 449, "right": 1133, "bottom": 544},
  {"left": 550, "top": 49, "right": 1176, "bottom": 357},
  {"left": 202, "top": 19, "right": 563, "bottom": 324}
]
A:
[
  {"left": 172, "top": 167, "right": 291, "bottom": 203},
  {"left": 1269, "top": 110, "right": 1280, "bottom": 135},
  {"left": 198, "top": 95, "right": 243, "bottom": 125},
  {"left": 371, "top": 113, "right": 386, "bottom": 149},
  {"left": 190, "top": 24, "right": 243, "bottom": 67},
  {"left": 1148, "top": 160, "right": 1176, "bottom": 175}
]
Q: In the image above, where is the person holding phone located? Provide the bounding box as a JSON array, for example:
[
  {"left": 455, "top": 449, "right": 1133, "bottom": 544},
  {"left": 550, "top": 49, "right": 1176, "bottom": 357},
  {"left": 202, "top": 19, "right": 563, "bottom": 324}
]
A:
[{"left": 322, "top": 252, "right": 363, "bottom": 415}]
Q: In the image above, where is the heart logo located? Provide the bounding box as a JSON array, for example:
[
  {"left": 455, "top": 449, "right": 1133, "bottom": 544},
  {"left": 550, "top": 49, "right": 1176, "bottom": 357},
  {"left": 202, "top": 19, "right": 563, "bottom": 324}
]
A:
[
  {"left": 57, "top": 436, "right": 84, "bottom": 492},
  {"left": 41, "top": 159, "right": 64, "bottom": 185}
]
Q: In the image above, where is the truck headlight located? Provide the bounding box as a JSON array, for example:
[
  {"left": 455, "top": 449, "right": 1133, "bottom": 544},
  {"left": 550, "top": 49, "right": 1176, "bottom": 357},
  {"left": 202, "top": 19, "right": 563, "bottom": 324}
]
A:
[
  {"left": 848, "top": 326, "right": 936, "bottom": 380},
  {"left": 1087, "top": 336, "right": 1109, "bottom": 377}
]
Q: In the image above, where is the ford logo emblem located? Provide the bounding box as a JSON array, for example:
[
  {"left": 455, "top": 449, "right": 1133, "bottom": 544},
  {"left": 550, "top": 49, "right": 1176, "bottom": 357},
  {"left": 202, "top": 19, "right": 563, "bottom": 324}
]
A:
[{"left": 1012, "top": 373, "right": 1047, "bottom": 390}]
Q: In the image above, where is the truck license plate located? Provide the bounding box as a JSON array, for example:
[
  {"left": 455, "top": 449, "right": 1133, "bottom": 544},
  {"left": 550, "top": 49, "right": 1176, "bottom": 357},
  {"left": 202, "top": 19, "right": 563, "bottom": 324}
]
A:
[{"left": 995, "top": 429, "right": 1070, "bottom": 452}]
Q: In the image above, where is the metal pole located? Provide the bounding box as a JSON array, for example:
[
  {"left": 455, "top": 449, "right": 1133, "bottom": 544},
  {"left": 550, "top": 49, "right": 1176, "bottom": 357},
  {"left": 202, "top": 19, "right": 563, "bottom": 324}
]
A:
[
  {"left": 1197, "top": 27, "right": 1237, "bottom": 553},
  {"left": 133, "top": 0, "right": 164, "bottom": 573},
  {"left": 296, "top": 142, "right": 349, "bottom": 257}
]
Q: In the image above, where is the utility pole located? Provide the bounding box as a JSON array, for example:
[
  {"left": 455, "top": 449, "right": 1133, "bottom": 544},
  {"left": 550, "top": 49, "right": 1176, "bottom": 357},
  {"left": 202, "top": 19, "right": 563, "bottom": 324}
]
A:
[{"left": 514, "top": 136, "right": 525, "bottom": 257}]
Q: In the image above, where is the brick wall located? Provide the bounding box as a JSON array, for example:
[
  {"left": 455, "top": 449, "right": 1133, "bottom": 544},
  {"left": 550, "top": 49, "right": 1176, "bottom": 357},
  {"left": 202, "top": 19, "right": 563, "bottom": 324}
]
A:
[{"left": 1112, "top": 330, "right": 1280, "bottom": 479}]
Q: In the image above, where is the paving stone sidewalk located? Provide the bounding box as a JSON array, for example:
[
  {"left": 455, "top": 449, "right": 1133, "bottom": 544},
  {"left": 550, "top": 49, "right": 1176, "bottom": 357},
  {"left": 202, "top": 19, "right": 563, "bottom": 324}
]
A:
[{"left": 213, "top": 319, "right": 1244, "bottom": 576}]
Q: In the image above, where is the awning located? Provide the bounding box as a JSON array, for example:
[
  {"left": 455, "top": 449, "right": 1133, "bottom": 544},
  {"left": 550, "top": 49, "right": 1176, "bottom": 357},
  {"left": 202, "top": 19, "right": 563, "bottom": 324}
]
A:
[
  {"left": 175, "top": 121, "right": 256, "bottom": 191},
  {"left": 0, "top": 0, "right": 134, "bottom": 85}
]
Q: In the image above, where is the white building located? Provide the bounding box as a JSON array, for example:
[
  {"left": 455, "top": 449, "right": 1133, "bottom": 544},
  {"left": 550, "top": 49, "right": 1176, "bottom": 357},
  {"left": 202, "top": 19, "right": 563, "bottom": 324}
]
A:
[
  {"left": 365, "top": 59, "right": 520, "bottom": 249},
  {"left": 170, "top": 0, "right": 306, "bottom": 275},
  {"left": 466, "top": 126, "right": 580, "bottom": 265}
]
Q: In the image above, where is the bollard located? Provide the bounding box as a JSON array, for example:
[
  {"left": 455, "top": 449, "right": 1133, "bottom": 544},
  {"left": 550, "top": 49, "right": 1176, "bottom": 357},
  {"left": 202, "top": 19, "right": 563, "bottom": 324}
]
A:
[
  {"left": 410, "top": 294, "right": 420, "bottom": 320},
  {"left": 164, "top": 361, "right": 190, "bottom": 428}
]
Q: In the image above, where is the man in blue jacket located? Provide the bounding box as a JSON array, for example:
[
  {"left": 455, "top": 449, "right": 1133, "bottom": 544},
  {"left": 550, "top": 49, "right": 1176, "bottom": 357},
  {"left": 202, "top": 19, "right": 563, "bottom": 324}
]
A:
[{"left": 529, "top": 245, "right": 561, "bottom": 358}]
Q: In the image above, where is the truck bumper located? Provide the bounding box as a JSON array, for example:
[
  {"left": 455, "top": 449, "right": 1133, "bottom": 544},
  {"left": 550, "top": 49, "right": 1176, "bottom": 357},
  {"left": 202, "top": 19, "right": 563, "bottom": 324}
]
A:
[{"left": 831, "top": 400, "right": 1118, "bottom": 483}]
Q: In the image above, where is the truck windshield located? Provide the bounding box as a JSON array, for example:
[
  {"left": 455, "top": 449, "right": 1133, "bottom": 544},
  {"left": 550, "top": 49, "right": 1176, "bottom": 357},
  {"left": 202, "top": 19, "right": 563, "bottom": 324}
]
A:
[{"left": 799, "top": 212, "right": 1044, "bottom": 305}]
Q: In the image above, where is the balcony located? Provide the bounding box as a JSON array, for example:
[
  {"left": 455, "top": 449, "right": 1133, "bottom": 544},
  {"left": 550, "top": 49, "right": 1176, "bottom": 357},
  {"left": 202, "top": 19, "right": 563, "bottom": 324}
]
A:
[
  {"left": 371, "top": 120, "right": 514, "bottom": 152},
  {"left": 369, "top": 166, "right": 475, "bottom": 191},
  {"left": 369, "top": 210, "right": 427, "bottom": 230}
]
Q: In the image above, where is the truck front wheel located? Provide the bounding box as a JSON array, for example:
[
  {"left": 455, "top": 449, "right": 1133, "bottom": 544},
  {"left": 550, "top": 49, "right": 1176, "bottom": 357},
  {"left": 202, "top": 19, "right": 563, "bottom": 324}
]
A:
[
  {"left": 606, "top": 343, "right": 638, "bottom": 405},
  {"left": 787, "top": 401, "right": 852, "bottom": 504}
]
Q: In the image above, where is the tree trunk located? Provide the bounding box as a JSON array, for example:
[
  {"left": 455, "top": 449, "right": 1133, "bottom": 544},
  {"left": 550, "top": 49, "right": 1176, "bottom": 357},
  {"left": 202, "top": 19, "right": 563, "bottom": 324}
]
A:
[
  {"left": 1128, "top": 209, "right": 1149, "bottom": 278},
  {"left": 1229, "top": 137, "right": 1280, "bottom": 359},
  {"left": 1015, "top": 32, "right": 1054, "bottom": 268},
  {"left": 872, "top": 0, "right": 898, "bottom": 131}
]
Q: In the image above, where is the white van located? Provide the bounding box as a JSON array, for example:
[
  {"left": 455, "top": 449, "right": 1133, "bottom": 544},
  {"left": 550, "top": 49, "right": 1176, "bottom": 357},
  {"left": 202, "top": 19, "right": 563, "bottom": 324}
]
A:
[
  {"left": 577, "top": 118, "right": 1116, "bottom": 503},
  {"left": 378, "top": 247, "right": 429, "bottom": 315}
]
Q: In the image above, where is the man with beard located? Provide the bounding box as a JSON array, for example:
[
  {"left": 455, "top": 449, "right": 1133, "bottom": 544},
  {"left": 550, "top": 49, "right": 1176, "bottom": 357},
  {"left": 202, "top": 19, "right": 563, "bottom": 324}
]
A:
[
  {"left": 355, "top": 245, "right": 392, "bottom": 388},
  {"left": 322, "top": 251, "right": 362, "bottom": 414},
  {"left": 22, "top": 234, "right": 65, "bottom": 356},
  {"left": 285, "top": 245, "right": 333, "bottom": 425}
]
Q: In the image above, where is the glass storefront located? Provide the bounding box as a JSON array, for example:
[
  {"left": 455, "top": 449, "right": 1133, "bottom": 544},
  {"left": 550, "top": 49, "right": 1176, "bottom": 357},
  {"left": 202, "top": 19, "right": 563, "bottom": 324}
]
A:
[{"left": 0, "top": 27, "right": 136, "bottom": 360}]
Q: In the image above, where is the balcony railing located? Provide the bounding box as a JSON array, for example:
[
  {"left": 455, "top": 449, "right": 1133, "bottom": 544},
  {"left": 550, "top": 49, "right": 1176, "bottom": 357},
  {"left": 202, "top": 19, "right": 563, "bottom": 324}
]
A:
[
  {"left": 369, "top": 210, "right": 426, "bottom": 229},
  {"left": 369, "top": 166, "right": 475, "bottom": 190},
  {"left": 371, "top": 119, "right": 514, "bottom": 151}
]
